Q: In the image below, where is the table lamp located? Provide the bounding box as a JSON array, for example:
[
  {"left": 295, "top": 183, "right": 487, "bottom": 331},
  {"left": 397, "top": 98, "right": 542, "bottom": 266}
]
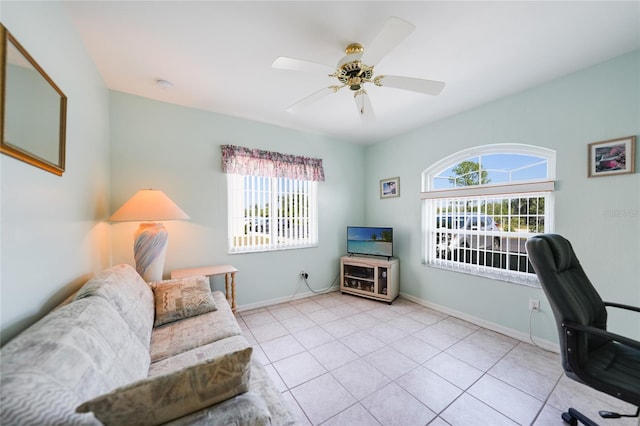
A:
[{"left": 110, "top": 189, "right": 190, "bottom": 282}]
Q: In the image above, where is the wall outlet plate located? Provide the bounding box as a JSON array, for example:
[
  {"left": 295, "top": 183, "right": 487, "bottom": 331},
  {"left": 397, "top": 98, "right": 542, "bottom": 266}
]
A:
[{"left": 529, "top": 299, "right": 540, "bottom": 312}]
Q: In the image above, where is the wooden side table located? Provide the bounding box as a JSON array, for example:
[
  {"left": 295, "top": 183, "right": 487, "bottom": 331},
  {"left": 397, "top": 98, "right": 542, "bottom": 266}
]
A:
[{"left": 170, "top": 265, "right": 238, "bottom": 314}]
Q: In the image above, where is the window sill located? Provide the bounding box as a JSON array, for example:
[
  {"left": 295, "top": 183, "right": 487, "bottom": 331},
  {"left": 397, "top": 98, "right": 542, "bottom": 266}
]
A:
[{"left": 424, "top": 261, "right": 541, "bottom": 288}]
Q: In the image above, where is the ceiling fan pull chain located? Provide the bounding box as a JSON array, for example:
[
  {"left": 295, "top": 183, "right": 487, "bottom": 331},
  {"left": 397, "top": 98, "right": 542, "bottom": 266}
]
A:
[{"left": 354, "top": 89, "right": 366, "bottom": 115}]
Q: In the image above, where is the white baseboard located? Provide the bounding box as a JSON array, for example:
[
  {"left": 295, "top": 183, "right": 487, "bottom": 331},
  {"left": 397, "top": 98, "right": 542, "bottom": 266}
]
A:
[
  {"left": 236, "top": 288, "right": 559, "bottom": 354},
  {"left": 236, "top": 288, "right": 339, "bottom": 313},
  {"left": 400, "top": 292, "right": 559, "bottom": 353}
]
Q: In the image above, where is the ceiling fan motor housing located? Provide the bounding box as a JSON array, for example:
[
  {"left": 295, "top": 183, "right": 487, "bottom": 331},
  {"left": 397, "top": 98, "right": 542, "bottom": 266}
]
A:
[{"left": 337, "top": 61, "right": 375, "bottom": 90}]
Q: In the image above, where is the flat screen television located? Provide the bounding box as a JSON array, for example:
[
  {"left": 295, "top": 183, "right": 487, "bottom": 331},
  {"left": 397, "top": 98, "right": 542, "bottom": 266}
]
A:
[{"left": 347, "top": 226, "right": 393, "bottom": 258}]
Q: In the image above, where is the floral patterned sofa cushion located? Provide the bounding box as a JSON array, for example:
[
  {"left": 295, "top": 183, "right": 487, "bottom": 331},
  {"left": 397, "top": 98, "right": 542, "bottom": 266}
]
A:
[
  {"left": 74, "top": 264, "right": 155, "bottom": 348},
  {"left": 77, "top": 335, "right": 252, "bottom": 426},
  {"left": 0, "top": 297, "right": 150, "bottom": 425},
  {"left": 150, "top": 291, "right": 242, "bottom": 363},
  {"left": 162, "top": 359, "right": 298, "bottom": 426},
  {"left": 151, "top": 276, "right": 218, "bottom": 327}
]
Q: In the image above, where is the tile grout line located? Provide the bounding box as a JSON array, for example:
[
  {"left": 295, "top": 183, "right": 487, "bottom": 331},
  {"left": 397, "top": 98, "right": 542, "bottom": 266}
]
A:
[{"left": 241, "top": 294, "right": 566, "bottom": 426}]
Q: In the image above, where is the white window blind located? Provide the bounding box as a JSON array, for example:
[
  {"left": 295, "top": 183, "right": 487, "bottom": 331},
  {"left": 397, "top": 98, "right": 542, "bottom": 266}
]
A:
[{"left": 227, "top": 175, "right": 318, "bottom": 253}]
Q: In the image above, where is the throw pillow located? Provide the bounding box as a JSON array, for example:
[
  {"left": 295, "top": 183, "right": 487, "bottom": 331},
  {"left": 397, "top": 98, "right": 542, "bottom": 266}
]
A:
[
  {"left": 76, "top": 345, "right": 252, "bottom": 426},
  {"left": 152, "top": 276, "right": 217, "bottom": 327}
]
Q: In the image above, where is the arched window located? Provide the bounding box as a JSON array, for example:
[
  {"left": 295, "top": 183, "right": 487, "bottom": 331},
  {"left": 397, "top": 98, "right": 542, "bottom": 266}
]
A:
[{"left": 421, "top": 144, "right": 556, "bottom": 286}]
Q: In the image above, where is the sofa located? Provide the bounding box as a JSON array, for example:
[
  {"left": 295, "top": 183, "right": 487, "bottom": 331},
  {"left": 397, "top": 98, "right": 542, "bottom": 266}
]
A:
[{"left": 0, "top": 264, "right": 296, "bottom": 425}]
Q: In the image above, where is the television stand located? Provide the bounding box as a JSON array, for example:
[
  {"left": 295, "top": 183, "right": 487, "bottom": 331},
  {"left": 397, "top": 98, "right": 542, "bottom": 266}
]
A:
[{"left": 340, "top": 256, "right": 399, "bottom": 303}]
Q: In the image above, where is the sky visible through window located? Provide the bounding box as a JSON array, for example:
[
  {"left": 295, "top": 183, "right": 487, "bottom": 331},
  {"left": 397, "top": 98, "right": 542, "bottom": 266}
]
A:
[{"left": 433, "top": 153, "right": 547, "bottom": 190}]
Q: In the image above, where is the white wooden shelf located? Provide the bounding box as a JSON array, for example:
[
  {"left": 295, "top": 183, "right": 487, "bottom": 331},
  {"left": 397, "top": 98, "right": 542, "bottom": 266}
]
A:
[{"left": 340, "top": 256, "right": 399, "bottom": 303}]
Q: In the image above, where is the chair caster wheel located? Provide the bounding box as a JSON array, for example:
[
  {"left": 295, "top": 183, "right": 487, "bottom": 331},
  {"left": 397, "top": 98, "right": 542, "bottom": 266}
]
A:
[{"left": 561, "top": 412, "right": 577, "bottom": 426}]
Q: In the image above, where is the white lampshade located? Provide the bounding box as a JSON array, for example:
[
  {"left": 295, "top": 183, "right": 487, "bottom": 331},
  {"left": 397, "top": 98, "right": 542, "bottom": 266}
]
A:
[
  {"left": 110, "top": 189, "right": 190, "bottom": 222},
  {"left": 110, "top": 189, "right": 189, "bottom": 282}
]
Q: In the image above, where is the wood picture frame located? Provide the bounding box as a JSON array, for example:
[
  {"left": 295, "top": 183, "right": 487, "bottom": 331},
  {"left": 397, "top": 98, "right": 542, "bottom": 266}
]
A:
[
  {"left": 588, "top": 136, "right": 635, "bottom": 178},
  {"left": 0, "top": 24, "right": 67, "bottom": 176}
]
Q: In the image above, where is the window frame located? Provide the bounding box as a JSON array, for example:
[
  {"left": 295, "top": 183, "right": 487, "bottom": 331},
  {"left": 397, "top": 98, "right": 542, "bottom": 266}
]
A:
[
  {"left": 227, "top": 174, "right": 319, "bottom": 254},
  {"left": 421, "top": 144, "right": 556, "bottom": 286}
]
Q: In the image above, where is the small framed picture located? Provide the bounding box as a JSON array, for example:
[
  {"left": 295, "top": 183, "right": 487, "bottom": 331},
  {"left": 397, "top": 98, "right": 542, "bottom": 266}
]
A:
[
  {"left": 380, "top": 177, "right": 400, "bottom": 199},
  {"left": 588, "top": 136, "right": 636, "bottom": 178}
]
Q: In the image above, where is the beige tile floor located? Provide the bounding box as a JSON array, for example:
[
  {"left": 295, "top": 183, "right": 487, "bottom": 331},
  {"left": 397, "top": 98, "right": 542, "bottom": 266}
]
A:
[{"left": 238, "top": 291, "right": 638, "bottom": 426}]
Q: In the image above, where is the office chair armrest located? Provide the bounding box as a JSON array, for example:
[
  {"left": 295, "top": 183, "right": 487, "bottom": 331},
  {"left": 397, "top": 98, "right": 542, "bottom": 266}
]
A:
[
  {"left": 604, "top": 302, "right": 640, "bottom": 314},
  {"left": 562, "top": 321, "right": 640, "bottom": 352}
]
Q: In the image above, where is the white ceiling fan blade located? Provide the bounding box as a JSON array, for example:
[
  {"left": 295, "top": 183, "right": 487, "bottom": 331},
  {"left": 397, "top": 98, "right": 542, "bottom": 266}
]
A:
[
  {"left": 286, "top": 87, "right": 334, "bottom": 113},
  {"left": 376, "top": 75, "right": 445, "bottom": 96},
  {"left": 354, "top": 91, "right": 375, "bottom": 122},
  {"left": 361, "top": 16, "right": 415, "bottom": 66},
  {"left": 272, "top": 56, "right": 335, "bottom": 75}
]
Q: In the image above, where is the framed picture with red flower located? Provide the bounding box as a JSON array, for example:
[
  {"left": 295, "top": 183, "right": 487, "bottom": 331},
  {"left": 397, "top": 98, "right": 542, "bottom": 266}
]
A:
[{"left": 588, "top": 135, "right": 636, "bottom": 178}]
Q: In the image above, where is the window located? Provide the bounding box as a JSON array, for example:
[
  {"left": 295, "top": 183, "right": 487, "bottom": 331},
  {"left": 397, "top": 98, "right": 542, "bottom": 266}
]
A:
[
  {"left": 227, "top": 175, "right": 318, "bottom": 252},
  {"left": 421, "top": 144, "right": 555, "bottom": 286},
  {"left": 222, "top": 145, "right": 324, "bottom": 253}
]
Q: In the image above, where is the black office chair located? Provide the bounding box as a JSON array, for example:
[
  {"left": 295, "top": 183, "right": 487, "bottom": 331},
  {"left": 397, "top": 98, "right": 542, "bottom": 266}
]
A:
[{"left": 526, "top": 234, "right": 640, "bottom": 426}]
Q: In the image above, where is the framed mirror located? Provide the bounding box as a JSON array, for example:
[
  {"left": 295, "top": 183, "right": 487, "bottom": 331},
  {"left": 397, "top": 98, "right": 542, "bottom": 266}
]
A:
[{"left": 1, "top": 24, "right": 67, "bottom": 176}]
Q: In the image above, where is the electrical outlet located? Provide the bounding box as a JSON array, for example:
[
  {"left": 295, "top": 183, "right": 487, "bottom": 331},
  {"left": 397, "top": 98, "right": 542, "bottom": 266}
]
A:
[
  {"left": 529, "top": 299, "right": 540, "bottom": 312},
  {"left": 300, "top": 270, "right": 309, "bottom": 280}
]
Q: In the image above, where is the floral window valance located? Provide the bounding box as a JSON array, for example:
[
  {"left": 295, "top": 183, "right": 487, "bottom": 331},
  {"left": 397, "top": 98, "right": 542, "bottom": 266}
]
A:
[{"left": 221, "top": 145, "right": 325, "bottom": 181}]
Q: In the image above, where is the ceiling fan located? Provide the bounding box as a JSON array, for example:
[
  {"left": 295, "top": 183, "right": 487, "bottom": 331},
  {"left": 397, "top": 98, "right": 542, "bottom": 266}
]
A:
[{"left": 272, "top": 16, "right": 445, "bottom": 121}]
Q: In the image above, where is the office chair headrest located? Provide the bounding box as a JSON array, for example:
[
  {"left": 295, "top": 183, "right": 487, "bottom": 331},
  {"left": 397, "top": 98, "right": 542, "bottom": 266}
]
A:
[{"left": 534, "top": 234, "right": 576, "bottom": 272}]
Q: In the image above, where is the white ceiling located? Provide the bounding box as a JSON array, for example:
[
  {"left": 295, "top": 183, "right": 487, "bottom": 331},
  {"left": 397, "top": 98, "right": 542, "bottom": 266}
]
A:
[{"left": 64, "top": 1, "right": 640, "bottom": 144}]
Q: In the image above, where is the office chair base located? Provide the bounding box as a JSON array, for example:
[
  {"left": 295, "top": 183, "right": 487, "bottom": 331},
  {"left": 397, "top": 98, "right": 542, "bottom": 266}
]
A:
[
  {"left": 599, "top": 407, "right": 640, "bottom": 419},
  {"left": 562, "top": 408, "right": 598, "bottom": 426},
  {"left": 562, "top": 407, "right": 639, "bottom": 425}
]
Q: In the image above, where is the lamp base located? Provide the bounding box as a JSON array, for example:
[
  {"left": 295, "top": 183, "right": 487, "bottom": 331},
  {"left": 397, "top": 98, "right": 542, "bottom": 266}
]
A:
[{"left": 133, "top": 222, "right": 168, "bottom": 282}]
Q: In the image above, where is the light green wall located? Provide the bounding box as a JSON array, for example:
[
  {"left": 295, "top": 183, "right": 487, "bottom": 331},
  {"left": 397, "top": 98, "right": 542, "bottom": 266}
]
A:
[
  {"left": 0, "top": 2, "right": 111, "bottom": 344},
  {"left": 1, "top": 1, "right": 637, "bottom": 349},
  {"left": 109, "top": 92, "right": 366, "bottom": 307},
  {"left": 365, "top": 50, "right": 640, "bottom": 344}
]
